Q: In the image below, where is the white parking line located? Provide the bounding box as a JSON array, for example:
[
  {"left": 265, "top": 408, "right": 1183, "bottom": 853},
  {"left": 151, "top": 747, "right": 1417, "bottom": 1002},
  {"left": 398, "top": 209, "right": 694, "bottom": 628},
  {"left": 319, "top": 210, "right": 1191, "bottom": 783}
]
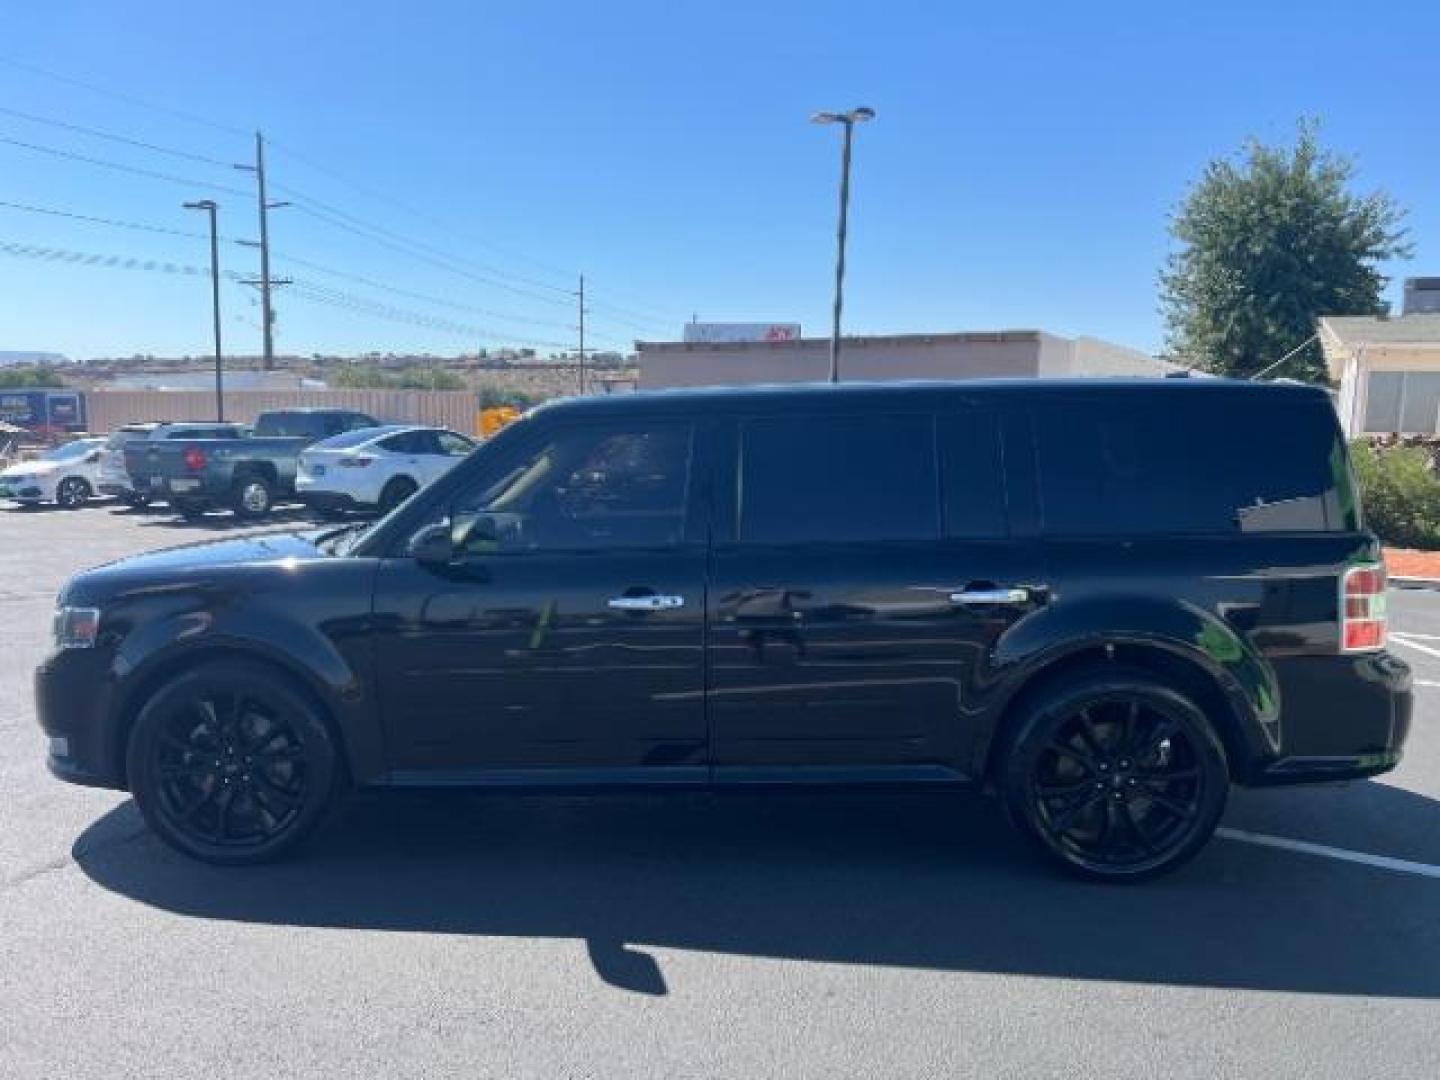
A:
[
  {"left": 1389, "top": 633, "right": 1440, "bottom": 662},
  {"left": 1217, "top": 828, "right": 1440, "bottom": 880},
  {"left": 1390, "top": 631, "right": 1440, "bottom": 642}
]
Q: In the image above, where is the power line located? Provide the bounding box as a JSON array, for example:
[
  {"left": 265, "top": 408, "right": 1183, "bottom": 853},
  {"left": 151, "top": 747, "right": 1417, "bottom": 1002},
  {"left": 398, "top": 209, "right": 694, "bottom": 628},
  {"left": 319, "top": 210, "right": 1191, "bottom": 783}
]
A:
[
  {"left": 0, "top": 238, "right": 208, "bottom": 276},
  {"left": 0, "top": 54, "right": 250, "bottom": 137},
  {"left": 0, "top": 105, "right": 234, "bottom": 168},
  {"left": 0, "top": 133, "right": 251, "bottom": 196},
  {"left": 267, "top": 136, "right": 582, "bottom": 287},
  {"left": 0, "top": 198, "right": 220, "bottom": 241},
  {"left": 273, "top": 251, "right": 578, "bottom": 331},
  {"left": 286, "top": 198, "right": 576, "bottom": 308}
]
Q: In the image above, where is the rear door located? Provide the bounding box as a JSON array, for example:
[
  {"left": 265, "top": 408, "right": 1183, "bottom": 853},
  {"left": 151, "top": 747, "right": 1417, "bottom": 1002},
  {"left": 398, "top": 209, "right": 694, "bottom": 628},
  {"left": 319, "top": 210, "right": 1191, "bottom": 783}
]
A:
[
  {"left": 706, "top": 404, "right": 1044, "bottom": 781},
  {"left": 372, "top": 414, "right": 708, "bottom": 781}
]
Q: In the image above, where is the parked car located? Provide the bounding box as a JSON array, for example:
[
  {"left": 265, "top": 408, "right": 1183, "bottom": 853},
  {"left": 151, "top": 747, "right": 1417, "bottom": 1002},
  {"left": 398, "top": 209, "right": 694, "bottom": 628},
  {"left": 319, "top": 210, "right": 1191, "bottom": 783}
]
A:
[
  {"left": 125, "top": 408, "right": 378, "bottom": 519},
  {"left": 0, "top": 437, "right": 107, "bottom": 508},
  {"left": 99, "top": 421, "right": 247, "bottom": 506},
  {"left": 296, "top": 424, "right": 477, "bottom": 517},
  {"left": 36, "top": 380, "right": 1411, "bottom": 879}
]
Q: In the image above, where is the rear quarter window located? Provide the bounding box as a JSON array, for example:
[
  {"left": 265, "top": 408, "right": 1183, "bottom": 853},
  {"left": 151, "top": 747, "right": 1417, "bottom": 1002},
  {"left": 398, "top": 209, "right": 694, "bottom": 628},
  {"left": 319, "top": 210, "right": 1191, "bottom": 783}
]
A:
[{"left": 1036, "top": 395, "right": 1358, "bottom": 535}]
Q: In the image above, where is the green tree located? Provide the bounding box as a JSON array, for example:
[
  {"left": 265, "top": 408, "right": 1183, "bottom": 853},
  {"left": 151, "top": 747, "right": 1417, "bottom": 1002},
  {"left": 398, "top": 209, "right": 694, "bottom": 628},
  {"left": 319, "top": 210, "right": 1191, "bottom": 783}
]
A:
[
  {"left": 0, "top": 365, "right": 65, "bottom": 389},
  {"left": 1161, "top": 121, "right": 1410, "bottom": 382}
]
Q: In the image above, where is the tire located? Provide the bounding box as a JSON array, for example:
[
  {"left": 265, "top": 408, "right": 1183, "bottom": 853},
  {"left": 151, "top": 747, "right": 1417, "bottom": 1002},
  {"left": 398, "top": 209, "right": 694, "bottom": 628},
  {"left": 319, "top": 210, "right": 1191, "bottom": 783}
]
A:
[
  {"left": 125, "top": 659, "right": 339, "bottom": 865},
  {"left": 231, "top": 473, "right": 274, "bottom": 519},
  {"left": 55, "top": 476, "right": 91, "bottom": 509},
  {"left": 378, "top": 476, "right": 418, "bottom": 515},
  {"left": 1000, "top": 668, "right": 1229, "bottom": 882},
  {"left": 123, "top": 493, "right": 152, "bottom": 509}
]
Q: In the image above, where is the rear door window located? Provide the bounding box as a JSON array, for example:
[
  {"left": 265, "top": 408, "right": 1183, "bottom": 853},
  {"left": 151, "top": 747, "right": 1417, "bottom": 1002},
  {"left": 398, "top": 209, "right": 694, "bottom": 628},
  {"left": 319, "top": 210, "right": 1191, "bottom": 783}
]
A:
[
  {"left": 738, "top": 414, "right": 938, "bottom": 544},
  {"left": 937, "top": 410, "right": 1008, "bottom": 538},
  {"left": 1036, "top": 396, "right": 1357, "bottom": 535}
]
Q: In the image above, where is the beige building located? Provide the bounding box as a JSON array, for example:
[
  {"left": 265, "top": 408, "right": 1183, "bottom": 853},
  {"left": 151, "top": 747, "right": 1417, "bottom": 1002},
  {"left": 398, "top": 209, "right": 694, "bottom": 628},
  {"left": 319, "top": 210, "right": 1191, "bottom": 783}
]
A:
[
  {"left": 1322, "top": 279, "right": 1440, "bottom": 436},
  {"left": 636, "top": 330, "right": 1173, "bottom": 389}
]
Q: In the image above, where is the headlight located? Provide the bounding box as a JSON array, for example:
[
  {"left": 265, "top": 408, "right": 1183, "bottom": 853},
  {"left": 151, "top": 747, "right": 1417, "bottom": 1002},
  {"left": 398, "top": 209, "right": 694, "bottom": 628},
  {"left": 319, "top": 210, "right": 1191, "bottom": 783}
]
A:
[{"left": 53, "top": 606, "right": 101, "bottom": 650}]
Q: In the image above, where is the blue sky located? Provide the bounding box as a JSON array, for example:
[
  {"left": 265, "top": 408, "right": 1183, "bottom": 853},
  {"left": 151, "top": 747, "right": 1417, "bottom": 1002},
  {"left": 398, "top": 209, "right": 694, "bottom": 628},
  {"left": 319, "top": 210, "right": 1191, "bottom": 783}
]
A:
[{"left": 1, "top": 0, "right": 1436, "bottom": 360}]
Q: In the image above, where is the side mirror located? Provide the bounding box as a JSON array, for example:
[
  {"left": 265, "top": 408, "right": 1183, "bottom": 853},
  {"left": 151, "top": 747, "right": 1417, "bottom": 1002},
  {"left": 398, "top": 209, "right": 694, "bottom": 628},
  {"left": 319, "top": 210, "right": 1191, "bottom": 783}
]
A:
[{"left": 407, "top": 523, "right": 454, "bottom": 566}]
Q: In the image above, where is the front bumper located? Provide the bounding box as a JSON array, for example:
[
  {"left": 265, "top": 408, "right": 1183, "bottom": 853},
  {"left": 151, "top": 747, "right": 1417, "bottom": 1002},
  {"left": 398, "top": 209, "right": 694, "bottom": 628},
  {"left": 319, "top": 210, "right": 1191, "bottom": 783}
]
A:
[
  {"left": 1, "top": 481, "right": 50, "bottom": 502},
  {"left": 35, "top": 647, "right": 127, "bottom": 790}
]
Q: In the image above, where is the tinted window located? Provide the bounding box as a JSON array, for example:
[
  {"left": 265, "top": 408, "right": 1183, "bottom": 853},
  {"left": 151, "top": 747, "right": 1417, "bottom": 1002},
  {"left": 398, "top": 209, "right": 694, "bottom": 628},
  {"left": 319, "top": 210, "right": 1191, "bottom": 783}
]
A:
[
  {"left": 253, "top": 412, "right": 317, "bottom": 437},
  {"left": 379, "top": 431, "right": 429, "bottom": 454},
  {"left": 437, "top": 431, "right": 475, "bottom": 456},
  {"left": 739, "top": 414, "right": 937, "bottom": 544},
  {"left": 938, "top": 410, "right": 1007, "bottom": 537},
  {"left": 1037, "top": 396, "right": 1357, "bottom": 535},
  {"left": 450, "top": 421, "right": 692, "bottom": 553}
]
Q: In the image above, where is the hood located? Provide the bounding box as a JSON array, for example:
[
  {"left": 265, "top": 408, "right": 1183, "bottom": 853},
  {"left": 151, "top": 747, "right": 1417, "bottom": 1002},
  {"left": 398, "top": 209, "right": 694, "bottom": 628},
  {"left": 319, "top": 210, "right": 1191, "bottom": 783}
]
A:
[
  {"left": 62, "top": 528, "right": 340, "bottom": 604},
  {"left": 2, "top": 460, "right": 62, "bottom": 478}
]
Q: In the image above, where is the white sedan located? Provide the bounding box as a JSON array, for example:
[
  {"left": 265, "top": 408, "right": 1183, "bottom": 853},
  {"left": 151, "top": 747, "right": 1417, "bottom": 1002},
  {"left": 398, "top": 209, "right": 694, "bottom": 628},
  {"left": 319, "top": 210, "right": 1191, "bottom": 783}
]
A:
[
  {"left": 296, "top": 424, "right": 477, "bottom": 516},
  {"left": 0, "top": 437, "right": 108, "bottom": 508}
]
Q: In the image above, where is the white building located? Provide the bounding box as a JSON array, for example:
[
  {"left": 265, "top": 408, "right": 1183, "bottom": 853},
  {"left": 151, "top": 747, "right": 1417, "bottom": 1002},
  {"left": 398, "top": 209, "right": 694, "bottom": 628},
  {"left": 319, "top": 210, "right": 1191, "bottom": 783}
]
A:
[{"left": 1322, "top": 279, "right": 1440, "bottom": 437}]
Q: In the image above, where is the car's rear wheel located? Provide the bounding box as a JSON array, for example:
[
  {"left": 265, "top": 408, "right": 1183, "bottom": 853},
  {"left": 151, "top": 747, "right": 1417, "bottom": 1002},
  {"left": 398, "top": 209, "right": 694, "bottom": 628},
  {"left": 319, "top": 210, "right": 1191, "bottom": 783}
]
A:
[
  {"left": 232, "top": 474, "right": 274, "bottom": 518},
  {"left": 126, "top": 660, "right": 339, "bottom": 864},
  {"left": 55, "top": 477, "right": 91, "bottom": 509},
  {"left": 123, "top": 492, "right": 151, "bottom": 508},
  {"left": 1001, "top": 669, "right": 1228, "bottom": 881},
  {"left": 378, "top": 476, "right": 418, "bottom": 514}
]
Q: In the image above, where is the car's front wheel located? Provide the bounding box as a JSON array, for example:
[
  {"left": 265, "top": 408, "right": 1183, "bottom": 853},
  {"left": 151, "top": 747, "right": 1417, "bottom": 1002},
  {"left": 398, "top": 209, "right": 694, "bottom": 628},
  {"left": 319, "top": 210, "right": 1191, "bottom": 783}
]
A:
[
  {"left": 126, "top": 659, "right": 340, "bottom": 864},
  {"left": 55, "top": 477, "right": 91, "bottom": 509},
  {"left": 1000, "top": 668, "right": 1228, "bottom": 881}
]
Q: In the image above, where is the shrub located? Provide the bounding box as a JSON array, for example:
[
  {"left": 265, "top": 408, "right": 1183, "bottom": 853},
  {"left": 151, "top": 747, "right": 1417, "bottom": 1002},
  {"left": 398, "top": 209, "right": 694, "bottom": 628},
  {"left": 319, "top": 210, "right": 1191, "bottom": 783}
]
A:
[{"left": 1350, "top": 440, "right": 1440, "bottom": 549}]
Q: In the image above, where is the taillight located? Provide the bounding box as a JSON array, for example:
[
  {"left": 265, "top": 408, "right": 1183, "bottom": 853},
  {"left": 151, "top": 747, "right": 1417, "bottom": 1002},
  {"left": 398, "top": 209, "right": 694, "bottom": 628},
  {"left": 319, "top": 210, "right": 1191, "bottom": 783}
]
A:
[
  {"left": 182, "top": 446, "right": 206, "bottom": 472},
  {"left": 1341, "top": 564, "right": 1387, "bottom": 652},
  {"left": 338, "top": 455, "right": 374, "bottom": 468}
]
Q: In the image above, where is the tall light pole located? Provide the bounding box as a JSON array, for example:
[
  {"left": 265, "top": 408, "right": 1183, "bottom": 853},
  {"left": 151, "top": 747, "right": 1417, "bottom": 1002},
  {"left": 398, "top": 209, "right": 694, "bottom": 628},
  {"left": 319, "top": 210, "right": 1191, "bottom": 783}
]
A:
[
  {"left": 183, "top": 199, "right": 225, "bottom": 421},
  {"left": 811, "top": 106, "right": 875, "bottom": 383}
]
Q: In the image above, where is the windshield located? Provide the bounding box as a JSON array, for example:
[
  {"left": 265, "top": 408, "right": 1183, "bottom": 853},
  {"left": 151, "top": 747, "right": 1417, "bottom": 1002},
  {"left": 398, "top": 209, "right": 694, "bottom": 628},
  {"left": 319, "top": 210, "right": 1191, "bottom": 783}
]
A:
[{"left": 42, "top": 441, "right": 97, "bottom": 462}]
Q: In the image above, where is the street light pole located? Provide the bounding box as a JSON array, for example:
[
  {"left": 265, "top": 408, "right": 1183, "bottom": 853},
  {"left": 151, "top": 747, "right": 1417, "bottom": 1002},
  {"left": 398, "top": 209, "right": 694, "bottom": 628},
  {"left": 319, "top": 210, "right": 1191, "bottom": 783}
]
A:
[
  {"left": 183, "top": 200, "right": 225, "bottom": 421},
  {"left": 811, "top": 107, "right": 875, "bottom": 384}
]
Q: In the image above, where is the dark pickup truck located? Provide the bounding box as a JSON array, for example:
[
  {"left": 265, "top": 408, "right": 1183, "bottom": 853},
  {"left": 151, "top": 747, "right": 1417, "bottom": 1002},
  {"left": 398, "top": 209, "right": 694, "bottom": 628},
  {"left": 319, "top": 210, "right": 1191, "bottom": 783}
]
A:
[{"left": 126, "top": 408, "right": 379, "bottom": 518}]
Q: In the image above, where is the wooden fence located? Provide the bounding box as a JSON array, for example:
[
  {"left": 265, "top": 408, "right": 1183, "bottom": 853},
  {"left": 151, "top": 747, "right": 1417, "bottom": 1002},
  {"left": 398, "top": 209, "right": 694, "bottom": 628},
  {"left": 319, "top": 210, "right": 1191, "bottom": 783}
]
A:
[{"left": 84, "top": 389, "right": 481, "bottom": 435}]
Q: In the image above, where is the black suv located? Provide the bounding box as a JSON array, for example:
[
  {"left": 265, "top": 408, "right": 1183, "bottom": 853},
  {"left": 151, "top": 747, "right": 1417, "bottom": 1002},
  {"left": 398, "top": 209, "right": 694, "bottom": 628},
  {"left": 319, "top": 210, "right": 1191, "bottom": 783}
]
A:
[{"left": 36, "top": 380, "right": 1411, "bottom": 879}]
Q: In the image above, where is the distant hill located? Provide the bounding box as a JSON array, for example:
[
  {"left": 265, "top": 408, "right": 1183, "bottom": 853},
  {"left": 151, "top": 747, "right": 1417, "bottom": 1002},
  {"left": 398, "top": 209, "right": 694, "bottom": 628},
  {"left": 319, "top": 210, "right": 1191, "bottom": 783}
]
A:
[{"left": 0, "top": 351, "right": 67, "bottom": 366}]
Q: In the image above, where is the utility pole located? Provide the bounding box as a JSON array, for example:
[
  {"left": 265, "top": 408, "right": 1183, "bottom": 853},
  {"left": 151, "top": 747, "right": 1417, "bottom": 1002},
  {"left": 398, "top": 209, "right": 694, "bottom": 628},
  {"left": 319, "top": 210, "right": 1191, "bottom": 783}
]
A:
[
  {"left": 234, "top": 131, "right": 290, "bottom": 371},
  {"left": 578, "top": 273, "right": 587, "bottom": 395}
]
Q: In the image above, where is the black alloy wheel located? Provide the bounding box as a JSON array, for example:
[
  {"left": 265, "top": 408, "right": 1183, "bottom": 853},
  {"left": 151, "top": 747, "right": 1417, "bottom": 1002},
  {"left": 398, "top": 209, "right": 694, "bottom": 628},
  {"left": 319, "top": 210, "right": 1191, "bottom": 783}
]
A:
[
  {"left": 127, "top": 660, "right": 338, "bottom": 864},
  {"left": 1002, "top": 670, "right": 1228, "bottom": 881},
  {"left": 56, "top": 476, "right": 91, "bottom": 509}
]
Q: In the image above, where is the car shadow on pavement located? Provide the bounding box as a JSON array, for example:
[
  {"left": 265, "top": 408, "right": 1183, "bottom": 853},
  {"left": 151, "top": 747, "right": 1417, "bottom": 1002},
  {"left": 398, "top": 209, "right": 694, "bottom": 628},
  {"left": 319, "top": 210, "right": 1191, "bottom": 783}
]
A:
[
  {"left": 133, "top": 507, "right": 318, "bottom": 531},
  {"left": 73, "top": 780, "right": 1440, "bottom": 998}
]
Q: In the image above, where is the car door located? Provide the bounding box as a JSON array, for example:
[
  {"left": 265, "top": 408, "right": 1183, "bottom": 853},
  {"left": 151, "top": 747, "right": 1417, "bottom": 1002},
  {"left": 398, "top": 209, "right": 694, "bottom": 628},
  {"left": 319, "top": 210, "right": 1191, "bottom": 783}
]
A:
[
  {"left": 371, "top": 415, "right": 707, "bottom": 782},
  {"left": 706, "top": 405, "right": 1045, "bottom": 782}
]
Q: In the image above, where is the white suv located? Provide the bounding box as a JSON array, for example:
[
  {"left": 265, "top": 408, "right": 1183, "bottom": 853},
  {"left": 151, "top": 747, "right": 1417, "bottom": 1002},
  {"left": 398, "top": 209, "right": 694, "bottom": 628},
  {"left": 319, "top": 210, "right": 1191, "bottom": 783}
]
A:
[{"left": 296, "top": 425, "right": 476, "bottom": 516}]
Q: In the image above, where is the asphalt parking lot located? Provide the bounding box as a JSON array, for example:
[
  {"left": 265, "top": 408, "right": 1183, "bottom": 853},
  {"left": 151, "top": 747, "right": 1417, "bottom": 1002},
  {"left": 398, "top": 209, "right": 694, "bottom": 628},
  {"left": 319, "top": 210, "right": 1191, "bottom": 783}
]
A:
[{"left": 2, "top": 501, "right": 1438, "bottom": 1079}]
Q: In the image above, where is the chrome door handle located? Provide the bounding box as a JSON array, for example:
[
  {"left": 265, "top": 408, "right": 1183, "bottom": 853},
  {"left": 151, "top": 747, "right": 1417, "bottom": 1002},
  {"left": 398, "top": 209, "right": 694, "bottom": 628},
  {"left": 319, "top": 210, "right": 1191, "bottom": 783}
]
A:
[
  {"left": 949, "top": 587, "right": 1030, "bottom": 605},
  {"left": 607, "top": 594, "right": 685, "bottom": 612}
]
